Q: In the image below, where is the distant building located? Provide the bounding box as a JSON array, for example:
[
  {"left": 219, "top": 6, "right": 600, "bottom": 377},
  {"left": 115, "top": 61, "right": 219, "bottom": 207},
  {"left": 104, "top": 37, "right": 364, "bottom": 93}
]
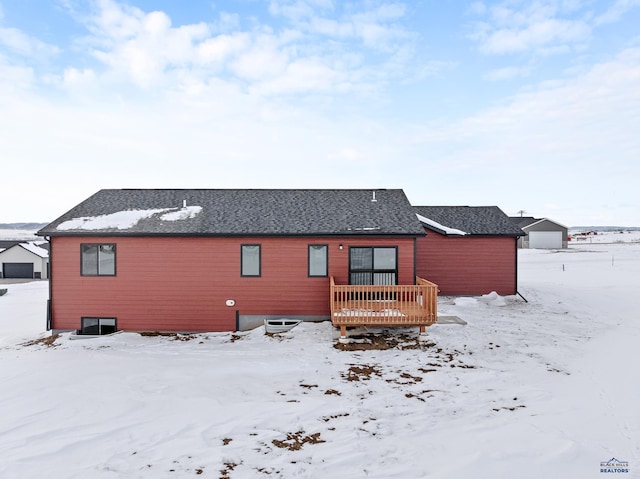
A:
[
  {"left": 510, "top": 217, "right": 568, "bottom": 249},
  {"left": 0, "top": 241, "right": 49, "bottom": 279}
]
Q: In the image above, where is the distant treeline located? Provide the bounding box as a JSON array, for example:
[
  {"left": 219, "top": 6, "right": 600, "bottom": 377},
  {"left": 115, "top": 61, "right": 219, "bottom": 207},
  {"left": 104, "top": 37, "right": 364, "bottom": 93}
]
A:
[
  {"left": 0, "top": 223, "right": 48, "bottom": 230},
  {"left": 571, "top": 226, "right": 640, "bottom": 231}
]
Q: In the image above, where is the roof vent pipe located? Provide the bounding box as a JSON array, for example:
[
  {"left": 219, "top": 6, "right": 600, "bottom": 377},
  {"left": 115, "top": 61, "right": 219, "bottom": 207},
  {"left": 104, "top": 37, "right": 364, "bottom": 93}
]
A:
[
  {"left": 371, "top": 191, "right": 377, "bottom": 202},
  {"left": 182, "top": 199, "right": 187, "bottom": 208}
]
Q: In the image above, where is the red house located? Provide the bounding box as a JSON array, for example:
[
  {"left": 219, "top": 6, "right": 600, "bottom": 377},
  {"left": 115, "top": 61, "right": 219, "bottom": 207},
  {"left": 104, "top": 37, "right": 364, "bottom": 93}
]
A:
[
  {"left": 413, "top": 206, "right": 524, "bottom": 296},
  {"left": 38, "top": 189, "right": 432, "bottom": 335}
]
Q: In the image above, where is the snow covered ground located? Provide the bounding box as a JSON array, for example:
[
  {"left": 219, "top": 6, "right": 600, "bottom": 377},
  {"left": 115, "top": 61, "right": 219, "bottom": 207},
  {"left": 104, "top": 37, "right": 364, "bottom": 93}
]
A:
[
  {"left": 1, "top": 240, "right": 639, "bottom": 478},
  {"left": 569, "top": 229, "right": 640, "bottom": 244},
  {"left": 0, "top": 229, "right": 41, "bottom": 241}
]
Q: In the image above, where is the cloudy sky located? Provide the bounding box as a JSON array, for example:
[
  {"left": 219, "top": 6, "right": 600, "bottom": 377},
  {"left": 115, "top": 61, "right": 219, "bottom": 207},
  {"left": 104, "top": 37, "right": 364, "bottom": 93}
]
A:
[{"left": 1, "top": 0, "right": 639, "bottom": 226}]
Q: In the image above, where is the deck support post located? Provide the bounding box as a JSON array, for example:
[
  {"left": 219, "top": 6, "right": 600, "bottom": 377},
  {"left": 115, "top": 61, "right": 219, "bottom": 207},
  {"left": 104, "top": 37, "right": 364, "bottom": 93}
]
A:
[
  {"left": 338, "top": 325, "right": 349, "bottom": 344},
  {"left": 418, "top": 325, "right": 429, "bottom": 342}
]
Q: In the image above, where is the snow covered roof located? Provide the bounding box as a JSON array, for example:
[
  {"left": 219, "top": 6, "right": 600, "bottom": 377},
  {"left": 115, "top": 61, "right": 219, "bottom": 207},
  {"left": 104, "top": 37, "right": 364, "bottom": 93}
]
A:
[
  {"left": 56, "top": 206, "right": 203, "bottom": 231},
  {"left": 20, "top": 242, "right": 49, "bottom": 257},
  {"left": 415, "top": 213, "right": 467, "bottom": 236},
  {"left": 414, "top": 206, "right": 524, "bottom": 236},
  {"left": 0, "top": 242, "right": 49, "bottom": 258},
  {"left": 519, "top": 218, "right": 569, "bottom": 231},
  {"left": 39, "top": 189, "right": 426, "bottom": 237}
]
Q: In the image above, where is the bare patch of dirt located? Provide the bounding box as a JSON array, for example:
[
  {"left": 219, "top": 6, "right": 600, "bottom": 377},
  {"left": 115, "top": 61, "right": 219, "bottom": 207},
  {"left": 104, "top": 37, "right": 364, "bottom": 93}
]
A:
[
  {"left": 418, "top": 367, "right": 438, "bottom": 373},
  {"left": 341, "top": 364, "right": 382, "bottom": 381},
  {"left": 321, "top": 413, "right": 350, "bottom": 422},
  {"left": 453, "top": 362, "right": 476, "bottom": 369},
  {"left": 334, "top": 333, "right": 432, "bottom": 351},
  {"left": 385, "top": 371, "right": 426, "bottom": 386},
  {"left": 256, "top": 466, "right": 280, "bottom": 475},
  {"left": 492, "top": 405, "right": 526, "bottom": 412},
  {"left": 272, "top": 431, "right": 326, "bottom": 451},
  {"left": 493, "top": 397, "right": 526, "bottom": 412},
  {"left": 220, "top": 462, "right": 238, "bottom": 478},
  {"left": 222, "top": 438, "right": 232, "bottom": 445},
  {"left": 399, "top": 372, "right": 423, "bottom": 382},
  {"left": 324, "top": 389, "right": 341, "bottom": 396},
  {"left": 405, "top": 392, "right": 425, "bottom": 402},
  {"left": 138, "top": 332, "right": 198, "bottom": 341},
  {"left": 21, "top": 334, "right": 60, "bottom": 348}
]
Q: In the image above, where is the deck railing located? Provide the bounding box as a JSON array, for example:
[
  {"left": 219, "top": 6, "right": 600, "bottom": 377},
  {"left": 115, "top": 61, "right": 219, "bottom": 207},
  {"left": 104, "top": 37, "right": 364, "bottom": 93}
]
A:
[{"left": 330, "top": 276, "right": 438, "bottom": 337}]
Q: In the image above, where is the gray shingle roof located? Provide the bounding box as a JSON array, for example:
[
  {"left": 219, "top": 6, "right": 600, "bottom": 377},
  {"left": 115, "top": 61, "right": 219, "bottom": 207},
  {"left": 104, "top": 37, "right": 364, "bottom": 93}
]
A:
[
  {"left": 510, "top": 216, "right": 539, "bottom": 229},
  {"left": 414, "top": 206, "right": 524, "bottom": 236},
  {"left": 0, "top": 240, "right": 21, "bottom": 250},
  {"left": 39, "top": 189, "right": 425, "bottom": 237},
  {"left": 510, "top": 216, "right": 568, "bottom": 230}
]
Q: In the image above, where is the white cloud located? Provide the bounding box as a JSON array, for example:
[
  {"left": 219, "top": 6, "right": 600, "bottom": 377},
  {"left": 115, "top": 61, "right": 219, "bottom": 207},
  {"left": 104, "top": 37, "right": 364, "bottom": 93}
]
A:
[
  {"left": 271, "top": 0, "right": 411, "bottom": 51},
  {"left": 55, "top": 0, "right": 418, "bottom": 96},
  {"left": 595, "top": 0, "right": 640, "bottom": 25},
  {"left": 483, "top": 64, "right": 533, "bottom": 81},
  {"left": 254, "top": 57, "right": 341, "bottom": 94},
  {"left": 0, "top": 26, "right": 60, "bottom": 57},
  {"left": 351, "top": 4, "right": 409, "bottom": 50},
  {"left": 1, "top": 1, "right": 637, "bottom": 226},
  {"left": 0, "top": 54, "right": 35, "bottom": 92},
  {"left": 473, "top": 15, "right": 590, "bottom": 55},
  {"left": 328, "top": 148, "right": 365, "bottom": 162},
  {"left": 470, "top": 0, "right": 640, "bottom": 57},
  {"left": 228, "top": 33, "right": 291, "bottom": 81},
  {"left": 195, "top": 33, "right": 249, "bottom": 64},
  {"left": 406, "top": 46, "right": 640, "bottom": 224},
  {"left": 501, "top": 19, "right": 585, "bottom": 53},
  {"left": 81, "top": 1, "right": 214, "bottom": 88},
  {"left": 268, "top": 0, "right": 335, "bottom": 21}
]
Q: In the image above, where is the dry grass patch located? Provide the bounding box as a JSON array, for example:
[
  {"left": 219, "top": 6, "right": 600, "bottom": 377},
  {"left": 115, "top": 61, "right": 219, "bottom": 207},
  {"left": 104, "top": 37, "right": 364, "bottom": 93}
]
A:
[
  {"left": 272, "top": 431, "right": 325, "bottom": 451},
  {"left": 21, "top": 334, "right": 60, "bottom": 348},
  {"left": 334, "top": 332, "right": 435, "bottom": 351},
  {"left": 341, "top": 364, "right": 382, "bottom": 381},
  {"left": 219, "top": 462, "right": 238, "bottom": 478},
  {"left": 138, "top": 332, "right": 198, "bottom": 341}
]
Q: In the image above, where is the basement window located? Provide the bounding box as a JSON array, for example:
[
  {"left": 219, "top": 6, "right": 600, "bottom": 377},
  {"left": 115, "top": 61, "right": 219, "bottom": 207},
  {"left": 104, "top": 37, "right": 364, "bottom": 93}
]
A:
[{"left": 80, "top": 317, "right": 117, "bottom": 335}]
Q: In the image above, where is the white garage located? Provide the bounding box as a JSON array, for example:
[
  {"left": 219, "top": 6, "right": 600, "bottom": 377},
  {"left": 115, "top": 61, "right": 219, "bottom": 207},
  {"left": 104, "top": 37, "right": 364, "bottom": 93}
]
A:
[
  {"left": 529, "top": 231, "right": 563, "bottom": 249},
  {"left": 0, "top": 242, "right": 49, "bottom": 279},
  {"left": 511, "top": 217, "right": 568, "bottom": 249}
]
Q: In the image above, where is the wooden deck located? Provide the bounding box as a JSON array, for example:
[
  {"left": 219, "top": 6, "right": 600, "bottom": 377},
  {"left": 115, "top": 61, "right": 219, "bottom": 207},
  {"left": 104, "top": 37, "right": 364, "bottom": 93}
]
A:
[{"left": 330, "top": 276, "right": 438, "bottom": 338}]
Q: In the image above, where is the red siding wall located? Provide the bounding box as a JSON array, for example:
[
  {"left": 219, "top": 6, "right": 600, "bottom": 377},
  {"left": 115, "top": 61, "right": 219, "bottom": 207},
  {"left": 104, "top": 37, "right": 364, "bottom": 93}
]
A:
[
  {"left": 50, "top": 236, "right": 416, "bottom": 332},
  {"left": 416, "top": 231, "right": 517, "bottom": 295}
]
